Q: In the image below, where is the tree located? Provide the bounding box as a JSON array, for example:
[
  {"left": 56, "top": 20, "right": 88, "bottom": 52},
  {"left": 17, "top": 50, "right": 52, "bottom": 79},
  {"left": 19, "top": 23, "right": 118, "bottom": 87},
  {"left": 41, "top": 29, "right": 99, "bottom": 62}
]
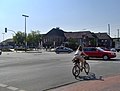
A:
[
  {"left": 13, "top": 31, "right": 25, "bottom": 47},
  {"left": 13, "top": 30, "right": 42, "bottom": 49},
  {"left": 67, "top": 38, "right": 79, "bottom": 50},
  {"left": 27, "top": 30, "right": 41, "bottom": 48}
]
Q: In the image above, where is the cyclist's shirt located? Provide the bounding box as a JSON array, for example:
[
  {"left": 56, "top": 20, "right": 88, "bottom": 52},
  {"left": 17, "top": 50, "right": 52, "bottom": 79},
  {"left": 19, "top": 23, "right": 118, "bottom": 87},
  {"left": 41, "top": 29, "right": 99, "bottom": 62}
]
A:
[{"left": 74, "top": 49, "right": 82, "bottom": 56}]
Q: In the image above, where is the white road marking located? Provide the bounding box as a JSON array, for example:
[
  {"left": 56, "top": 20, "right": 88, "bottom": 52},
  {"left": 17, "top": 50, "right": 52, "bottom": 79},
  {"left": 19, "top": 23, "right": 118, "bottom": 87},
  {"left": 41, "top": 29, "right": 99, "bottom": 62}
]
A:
[
  {"left": 0, "top": 83, "right": 27, "bottom": 91},
  {"left": 0, "top": 83, "right": 8, "bottom": 87},
  {"left": 7, "top": 86, "right": 19, "bottom": 91}
]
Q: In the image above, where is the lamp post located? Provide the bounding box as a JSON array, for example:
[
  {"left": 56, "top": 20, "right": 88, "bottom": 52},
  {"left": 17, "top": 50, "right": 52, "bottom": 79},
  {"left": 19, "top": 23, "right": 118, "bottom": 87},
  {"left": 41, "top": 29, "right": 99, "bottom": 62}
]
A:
[
  {"left": 117, "top": 29, "right": 120, "bottom": 41},
  {"left": 22, "top": 14, "right": 29, "bottom": 52}
]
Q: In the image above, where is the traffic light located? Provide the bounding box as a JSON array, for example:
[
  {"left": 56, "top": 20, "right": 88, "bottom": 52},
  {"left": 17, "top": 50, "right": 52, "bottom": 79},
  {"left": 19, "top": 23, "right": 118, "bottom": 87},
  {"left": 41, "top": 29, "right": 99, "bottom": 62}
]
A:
[{"left": 5, "top": 28, "right": 7, "bottom": 33}]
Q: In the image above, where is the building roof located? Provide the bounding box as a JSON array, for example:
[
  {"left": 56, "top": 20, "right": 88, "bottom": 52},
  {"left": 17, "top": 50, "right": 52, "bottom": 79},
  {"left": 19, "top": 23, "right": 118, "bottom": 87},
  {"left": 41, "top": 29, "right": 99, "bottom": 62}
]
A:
[
  {"left": 46, "top": 27, "right": 65, "bottom": 37},
  {"left": 44, "top": 27, "right": 112, "bottom": 41},
  {"left": 95, "top": 33, "right": 112, "bottom": 39},
  {"left": 64, "top": 31, "right": 94, "bottom": 39}
]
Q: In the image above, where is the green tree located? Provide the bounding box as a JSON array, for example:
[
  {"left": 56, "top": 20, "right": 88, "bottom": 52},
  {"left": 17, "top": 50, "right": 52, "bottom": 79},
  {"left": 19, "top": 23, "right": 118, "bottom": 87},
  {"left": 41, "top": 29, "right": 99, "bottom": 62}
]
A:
[
  {"left": 67, "top": 38, "right": 78, "bottom": 50},
  {"left": 90, "top": 38, "right": 96, "bottom": 46},
  {"left": 27, "top": 30, "right": 41, "bottom": 48},
  {"left": 13, "top": 30, "right": 42, "bottom": 48},
  {"left": 13, "top": 31, "right": 25, "bottom": 46}
]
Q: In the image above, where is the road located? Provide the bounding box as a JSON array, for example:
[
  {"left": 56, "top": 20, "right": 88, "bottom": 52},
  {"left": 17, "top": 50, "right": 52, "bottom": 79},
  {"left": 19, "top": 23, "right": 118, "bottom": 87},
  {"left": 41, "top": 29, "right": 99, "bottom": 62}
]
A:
[{"left": 0, "top": 51, "right": 120, "bottom": 91}]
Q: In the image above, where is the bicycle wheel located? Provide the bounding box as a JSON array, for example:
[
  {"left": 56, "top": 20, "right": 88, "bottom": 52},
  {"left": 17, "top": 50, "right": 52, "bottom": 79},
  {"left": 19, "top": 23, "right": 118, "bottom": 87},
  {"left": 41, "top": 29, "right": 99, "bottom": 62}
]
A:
[
  {"left": 72, "top": 65, "right": 80, "bottom": 77},
  {"left": 84, "top": 62, "right": 90, "bottom": 75}
]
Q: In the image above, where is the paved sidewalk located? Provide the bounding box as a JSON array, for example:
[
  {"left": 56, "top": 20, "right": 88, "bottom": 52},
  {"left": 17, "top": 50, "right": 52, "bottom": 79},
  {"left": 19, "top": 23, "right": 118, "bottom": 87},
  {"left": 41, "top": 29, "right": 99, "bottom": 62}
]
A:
[{"left": 49, "top": 75, "right": 120, "bottom": 91}]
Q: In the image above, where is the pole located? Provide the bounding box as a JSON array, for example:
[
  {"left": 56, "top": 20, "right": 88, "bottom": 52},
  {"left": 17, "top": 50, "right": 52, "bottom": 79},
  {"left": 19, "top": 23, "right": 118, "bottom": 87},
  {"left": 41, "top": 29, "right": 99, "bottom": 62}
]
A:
[
  {"left": 2, "top": 33, "right": 5, "bottom": 42},
  {"left": 108, "top": 24, "right": 110, "bottom": 36},
  {"left": 22, "top": 14, "right": 29, "bottom": 52},
  {"left": 117, "top": 29, "right": 119, "bottom": 41},
  {"left": 25, "top": 17, "right": 27, "bottom": 52}
]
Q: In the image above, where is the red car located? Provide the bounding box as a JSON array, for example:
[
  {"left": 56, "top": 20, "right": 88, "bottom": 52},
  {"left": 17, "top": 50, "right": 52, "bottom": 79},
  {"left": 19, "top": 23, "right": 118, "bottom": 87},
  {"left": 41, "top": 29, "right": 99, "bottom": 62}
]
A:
[{"left": 82, "top": 47, "right": 116, "bottom": 60}]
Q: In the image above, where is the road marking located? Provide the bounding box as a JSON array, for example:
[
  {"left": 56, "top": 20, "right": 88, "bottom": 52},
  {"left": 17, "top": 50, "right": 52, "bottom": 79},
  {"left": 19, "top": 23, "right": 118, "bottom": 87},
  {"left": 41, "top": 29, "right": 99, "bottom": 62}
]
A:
[
  {"left": 19, "top": 90, "right": 26, "bottom": 91},
  {"left": 0, "top": 83, "right": 8, "bottom": 87},
  {"left": 7, "top": 86, "right": 19, "bottom": 91},
  {"left": 0, "top": 83, "right": 27, "bottom": 91}
]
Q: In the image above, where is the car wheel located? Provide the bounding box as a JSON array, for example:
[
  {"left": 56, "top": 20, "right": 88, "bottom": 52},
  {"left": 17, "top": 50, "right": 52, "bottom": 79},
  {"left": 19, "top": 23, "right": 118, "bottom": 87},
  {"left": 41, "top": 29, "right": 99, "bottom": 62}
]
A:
[
  {"left": 68, "top": 51, "right": 72, "bottom": 53},
  {"left": 103, "top": 55, "right": 109, "bottom": 60},
  {"left": 56, "top": 52, "right": 59, "bottom": 54},
  {"left": 117, "top": 50, "right": 119, "bottom": 52}
]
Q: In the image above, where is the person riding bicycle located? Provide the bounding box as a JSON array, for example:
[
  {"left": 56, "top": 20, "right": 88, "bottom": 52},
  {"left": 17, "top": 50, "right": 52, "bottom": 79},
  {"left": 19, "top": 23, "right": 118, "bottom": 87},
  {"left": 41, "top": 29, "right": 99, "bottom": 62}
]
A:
[{"left": 72, "top": 45, "right": 88, "bottom": 68}]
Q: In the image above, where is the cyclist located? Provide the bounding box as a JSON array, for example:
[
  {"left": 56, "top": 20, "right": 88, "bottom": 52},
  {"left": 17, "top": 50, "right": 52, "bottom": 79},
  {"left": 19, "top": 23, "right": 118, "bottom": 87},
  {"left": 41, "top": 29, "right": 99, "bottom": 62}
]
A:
[{"left": 72, "top": 45, "right": 88, "bottom": 68}]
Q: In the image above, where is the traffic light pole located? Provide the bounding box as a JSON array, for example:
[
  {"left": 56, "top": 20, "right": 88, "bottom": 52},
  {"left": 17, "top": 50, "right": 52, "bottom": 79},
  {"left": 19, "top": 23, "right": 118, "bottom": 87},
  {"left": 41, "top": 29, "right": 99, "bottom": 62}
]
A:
[{"left": 5, "top": 28, "right": 16, "bottom": 35}]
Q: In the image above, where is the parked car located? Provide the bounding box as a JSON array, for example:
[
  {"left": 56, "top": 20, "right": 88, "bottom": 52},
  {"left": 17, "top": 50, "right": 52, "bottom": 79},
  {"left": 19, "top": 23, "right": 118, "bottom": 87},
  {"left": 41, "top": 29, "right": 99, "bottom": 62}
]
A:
[
  {"left": 55, "top": 46, "right": 73, "bottom": 54},
  {"left": 115, "top": 46, "right": 120, "bottom": 52},
  {"left": 82, "top": 47, "right": 116, "bottom": 60},
  {"left": 50, "top": 48, "right": 56, "bottom": 52},
  {"left": 110, "top": 48, "right": 116, "bottom": 52},
  {"left": 0, "top": 50, "right": 2, "bottom": 55}
]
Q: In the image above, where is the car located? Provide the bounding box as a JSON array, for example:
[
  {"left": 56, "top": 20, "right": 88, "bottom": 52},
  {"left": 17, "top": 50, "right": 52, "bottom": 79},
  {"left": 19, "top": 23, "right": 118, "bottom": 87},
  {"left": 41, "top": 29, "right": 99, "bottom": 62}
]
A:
[
  {"left": 100, "top": 47, "right": 110, "bottom": 51},
  {"left": 110, "top": 48, "right": 116, "bottom": 52},
  {"left": 82, "top": 47, "right": 116, "bottom": 60},
  {"left": 55, "top": 46, "right": 73, "bottom": 54},
  {"left": 0, "top": 50, "right": 2, "bottom": 55},
  {"left": 50, "top": 48, "right": 56, "bottom": 52},
  {"left": 115, "top": 46, "right": 120, "bottom": 52}
]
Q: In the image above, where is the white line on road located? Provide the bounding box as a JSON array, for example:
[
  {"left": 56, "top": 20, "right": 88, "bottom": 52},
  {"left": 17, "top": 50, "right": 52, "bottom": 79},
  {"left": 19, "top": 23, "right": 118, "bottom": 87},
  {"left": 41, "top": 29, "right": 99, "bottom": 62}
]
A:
[
  {"left": 7, "top": 86, "right": 19, "bottom": 91},
  {"left": 19, "top": 90, "right": 26, "bottom": 91},
  {"left": 0, "top": 83, "right": 27, "bottom": 91},
  {"left": 0, "top": 83, "right": 8, "bottom": 87}
]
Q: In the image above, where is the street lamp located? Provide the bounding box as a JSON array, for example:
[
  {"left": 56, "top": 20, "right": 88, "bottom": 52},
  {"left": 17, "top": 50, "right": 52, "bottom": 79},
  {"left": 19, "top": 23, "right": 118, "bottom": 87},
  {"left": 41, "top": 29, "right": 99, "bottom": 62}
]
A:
[{"left": 22, "top": 14, "right": 29, "bottom": 52}]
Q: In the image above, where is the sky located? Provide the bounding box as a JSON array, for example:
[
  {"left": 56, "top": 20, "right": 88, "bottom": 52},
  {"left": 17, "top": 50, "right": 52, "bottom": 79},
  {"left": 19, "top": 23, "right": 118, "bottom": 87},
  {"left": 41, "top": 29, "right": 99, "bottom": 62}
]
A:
[{"left": 0, "top": 0, "right": 120, "bottom": 41}]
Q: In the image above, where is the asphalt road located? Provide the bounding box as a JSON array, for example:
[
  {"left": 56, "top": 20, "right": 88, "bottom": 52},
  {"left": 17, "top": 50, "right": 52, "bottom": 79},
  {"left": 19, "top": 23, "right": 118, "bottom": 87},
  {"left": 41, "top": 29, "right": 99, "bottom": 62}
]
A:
[{"left": 0, "top": 51, "right": 120, "bottom": 91}]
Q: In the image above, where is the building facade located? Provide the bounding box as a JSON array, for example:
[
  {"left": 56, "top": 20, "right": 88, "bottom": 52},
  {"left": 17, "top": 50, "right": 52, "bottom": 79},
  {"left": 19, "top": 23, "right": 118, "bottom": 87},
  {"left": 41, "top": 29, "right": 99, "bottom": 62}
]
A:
[
  {"left": 42, "top": 27, "right": 66, "bottom": 48},
  {"left": 42, "top": 27, "right": 113, "bottom": 48}
]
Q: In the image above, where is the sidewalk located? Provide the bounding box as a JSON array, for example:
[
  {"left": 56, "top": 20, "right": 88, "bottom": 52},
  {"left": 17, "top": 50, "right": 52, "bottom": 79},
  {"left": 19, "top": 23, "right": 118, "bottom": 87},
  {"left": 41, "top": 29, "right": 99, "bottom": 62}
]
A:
[{"left": 49, "top": 75, "right": 120, "bottom": 91}]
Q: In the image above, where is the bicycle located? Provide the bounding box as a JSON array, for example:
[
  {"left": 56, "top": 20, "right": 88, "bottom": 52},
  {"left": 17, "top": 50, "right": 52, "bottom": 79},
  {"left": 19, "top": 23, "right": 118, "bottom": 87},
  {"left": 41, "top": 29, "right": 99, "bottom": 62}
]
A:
[{"left": 72, "top": 58, "right": 90, "bottom": 78}]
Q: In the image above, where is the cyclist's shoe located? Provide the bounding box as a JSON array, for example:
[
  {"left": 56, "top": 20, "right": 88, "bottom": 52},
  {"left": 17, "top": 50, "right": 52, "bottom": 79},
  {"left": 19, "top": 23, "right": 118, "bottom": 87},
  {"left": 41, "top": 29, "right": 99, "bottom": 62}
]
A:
[{"left": 86, "top": 72, "right": 89, "bottom": 75}]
